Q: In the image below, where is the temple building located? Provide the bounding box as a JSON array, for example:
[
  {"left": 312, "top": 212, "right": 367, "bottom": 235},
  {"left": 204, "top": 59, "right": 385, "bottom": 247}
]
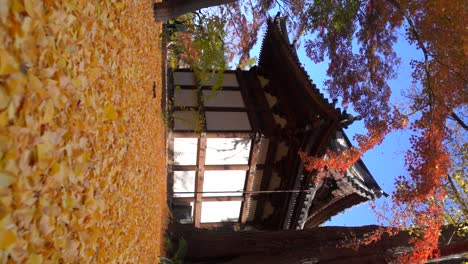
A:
[{"left": 164, "top": 17, "right": 385, "bottom": 231}]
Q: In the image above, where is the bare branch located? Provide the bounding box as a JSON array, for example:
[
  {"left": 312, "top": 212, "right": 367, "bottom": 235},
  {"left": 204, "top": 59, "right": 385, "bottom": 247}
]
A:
[
  {"left": 450, "top": 112, "right": 468, "bottom": 130},
  {"left": 447, "top": 174, "right": 468, "bottom": 216},
  {"left": 387, "top": 0, "right": 435, "bottom": 102}
]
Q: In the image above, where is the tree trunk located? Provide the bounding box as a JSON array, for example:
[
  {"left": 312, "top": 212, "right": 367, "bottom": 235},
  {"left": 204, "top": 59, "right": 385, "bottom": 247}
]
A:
[
  {"left": 168, "top": 223, "right": 468, "bottom": 264},
  {"left": 153, "top": 0, "right": 237, "bottom": 22}
]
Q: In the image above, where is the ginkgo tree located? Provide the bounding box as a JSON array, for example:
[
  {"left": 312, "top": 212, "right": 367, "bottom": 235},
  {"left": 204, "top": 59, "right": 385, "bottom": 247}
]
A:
[{"left": 156, "top": 0, "right": 467, "bottom": 263}]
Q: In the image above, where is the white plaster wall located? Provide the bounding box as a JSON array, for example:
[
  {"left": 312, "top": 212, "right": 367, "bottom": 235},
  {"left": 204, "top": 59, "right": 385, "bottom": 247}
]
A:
[
  {"left": 173, "top": 135, "right": 254, "bottom": 224},
  {"left": 201, "top": 201, "right": 242, "bottom": 223},
  {"left": 173, "top": 138, "right": 198, "bottom": 165},
  {"left": 173, "top": 171, "right": 196, "bottom": 197},
  {"left": 203, "top": 170, "right": 246, "bottom": 197},
  {"left": 205, "top": 138, "right": 251, "bottom": 165}
]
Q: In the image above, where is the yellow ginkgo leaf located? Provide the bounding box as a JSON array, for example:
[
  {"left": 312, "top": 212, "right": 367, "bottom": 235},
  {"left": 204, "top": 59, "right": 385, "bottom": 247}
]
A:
[
  {"left": 0, "top": 171, "right": 15, "bottom": 188},
  {"left": 0, "top": 228, "right": 16, "bottom": 249},
  {"left": 26, "top": 254, "right": 43, "bottom": 264},
  {"left": 0, "top": 0, "right": 11, "bottom": 23},
  {"left": 81, "top": 151, "right": 91, "bottom": 164},
  {"left": 50, "top": 162, "right": 60, "bottom": 175},
  {"left": 0, "top": 201, "right": 9, "bottom": 220},
  {"left": 88, "top": 67, "right": 101, "bottom": 82},
  {"left": 5, "top": 73, "right": 26, "bottom": 96},
  {"left": 0, "top": 49, "right": 18, "bottom": 75},
  {"left": 0, "top": 112, "right": 7, "bottom": 130},
  {"left": 39, "top": 215, "right": 54, "bottom": 236},
  {"left": 63, "top": 192, "right": 76, "bottom": 209},
  {"left": 104, "top": 104, "right": 118, "bottom": 120},
  {"left": 0, "top": 88, "right": 10, "bottom": 110},
  {"left": 36, "top": 143, "right": 54, "bottom": 165},
  {"left": 0, "top": 0, "right": 169, "bottom": 260},
  {"left": 7, "top": 100, "right": 15, "bottom": 122},
  {"left": 28, "top": 74, "right": 42, "bottom": 93},
  {"left": 10, "top": 0, "right": 24, "bottom": 14},
  {"left": 24, "top": 0, "right": 35, "bottom": 17},
  {"left": 42, "top": 99, "right": 55, "bottom": 124}
]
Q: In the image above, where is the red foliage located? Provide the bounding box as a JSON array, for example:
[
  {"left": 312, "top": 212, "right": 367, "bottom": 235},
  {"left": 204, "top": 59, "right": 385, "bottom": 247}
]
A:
[{"left": 299, "top": 0, "right": 465, "bottom": 262}]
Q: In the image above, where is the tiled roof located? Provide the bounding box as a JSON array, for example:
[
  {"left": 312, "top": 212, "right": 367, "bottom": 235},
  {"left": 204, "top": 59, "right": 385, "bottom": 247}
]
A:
[{"left": 258, "top": 16, "right": 347, "bottom": 123}]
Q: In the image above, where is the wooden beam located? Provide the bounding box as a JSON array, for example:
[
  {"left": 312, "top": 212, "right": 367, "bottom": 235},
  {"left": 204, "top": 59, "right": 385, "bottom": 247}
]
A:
[
  {"left": 265, "top": 25, "right": 343, "bottom": 123},
  {"left": 268, "top": 77, "right": 297, "bottom": 128},
  {"left": 197, "top": 85, "right": 207, "bottom": 133},
  {"left": 173, "top": 132, "right": 254, "bottom": 138},
  {"left": 247, "top": 68, "right": 277, "bottom": 136},
  {"left": 173, "top": 106, "right": 199, "bottom": 112},
  {"left": 203, "top": 196, "right": 244, "bottom": 202},
  {"left": 193, "top": 80, "right": 207, "bottom": 228},
  {"left": 199, "top": 222, "right": 237, "bottom": 229},
  {"left": 274, "top": 140, "right": 302, "bottom": 229},
  {"left": 236, "top": 69, "right": 260, "bottom": 131},
  {"left": 194, "top": 133, "right": 207, "bottom": 228},
  {"left": 154, "top": 0, "right": 236, "bottom": 23},
  {"left": 167, "top": 69, "right": 175, "bottom": 131},
  {"left": 173, "top": 68, "right": 239, "bottom": 74},
  {"left": 172, "top": 132, "right": 199, "bottom": 138},
  {"left": 304, "top": 193, "right": 366, "bottom": 228},
  {"left": 173, "top": 164, "right": 250, "bottom": 171},
  {"left": 280, "top": 132, "right": 316, "bottom": 230},
  {"left": 256, "top": 164, "right": 266, "bottom": 170},
  {"left": 253, "top": 139, "right": 278, "bottom": 225},
  {"left": 205, "top": 107, "right": 247, "bottom": 112},
  {"left": 240, "top": 134, "right": 262, "bottom": 224},
  {"left": 175, "top": 196, "right": 243, "bottom": 203},
  {"left": 173, "top": 106, "right": 248, "bottom": 112},
  {"left": 175, "top": 85, "right": 240, "bottom": 91},
  {"left": 167, "top": 131, "right": 175, "bottom": 206},
  {"left": 172, "top": 197, "right": 196, "bottom": 203}
]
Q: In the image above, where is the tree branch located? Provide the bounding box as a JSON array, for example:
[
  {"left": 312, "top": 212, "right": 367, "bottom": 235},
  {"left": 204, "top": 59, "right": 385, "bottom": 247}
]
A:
[
  {"left": 447, "top": 174, "right": 468, "bottom": 215},
  {"left": 450, "top": 112, "right": 468, "bottom": 130},
  {"left": 387, "top": 0, "right": 434, "bottom": 102}
]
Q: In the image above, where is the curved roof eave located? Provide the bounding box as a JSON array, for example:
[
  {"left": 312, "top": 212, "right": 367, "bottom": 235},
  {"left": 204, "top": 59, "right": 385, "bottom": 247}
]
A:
[{"left": 258, "top": 16, "right": 346, "bottom": 123}]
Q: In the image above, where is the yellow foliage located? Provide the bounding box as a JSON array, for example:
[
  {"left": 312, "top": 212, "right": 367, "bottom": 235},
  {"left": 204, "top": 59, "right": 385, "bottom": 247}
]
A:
[
  {"left": 104, "top": 103, "right": 118, "bottom": 121},
  {"left": 25, "top": 254, "right": 42, "bottom": 264},
  {"left": 0, "top": 171, "right": 15, "bottom": 188},
  {"left": 0, "top": 0, "right": 167, "bottom": 262},
  {"left": 0, "top": 228, "right": 16, "bottom": 249},
  {"left": 0, "top": 49, "right": 18, "bottom": 75}
]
